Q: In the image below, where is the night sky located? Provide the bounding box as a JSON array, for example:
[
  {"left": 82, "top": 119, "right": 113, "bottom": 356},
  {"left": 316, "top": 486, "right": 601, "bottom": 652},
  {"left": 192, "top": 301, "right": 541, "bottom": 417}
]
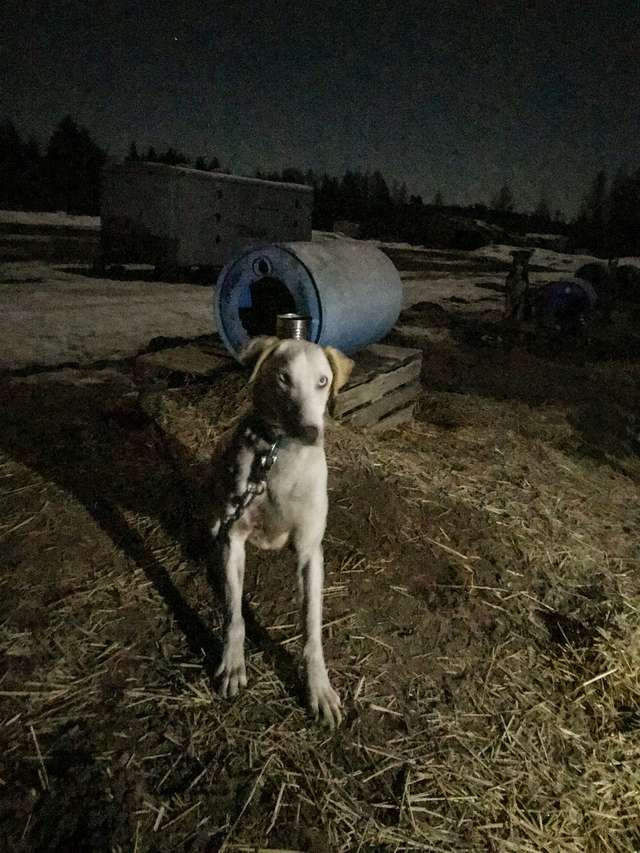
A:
[{"left": 3, "top": 0, "right": 640, "bottom": 216}]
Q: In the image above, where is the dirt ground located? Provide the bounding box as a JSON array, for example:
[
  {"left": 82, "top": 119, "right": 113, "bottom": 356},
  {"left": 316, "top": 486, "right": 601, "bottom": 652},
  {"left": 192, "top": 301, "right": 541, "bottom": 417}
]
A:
[{"left": 1, "top": 245, "right": 640, "bottom": 852}]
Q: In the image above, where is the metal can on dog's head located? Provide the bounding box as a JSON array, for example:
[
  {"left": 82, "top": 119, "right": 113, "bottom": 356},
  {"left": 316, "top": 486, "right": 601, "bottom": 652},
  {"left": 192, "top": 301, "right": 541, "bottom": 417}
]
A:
[{"left": 276, "top": 313, "right": 312, "bottom": 340}]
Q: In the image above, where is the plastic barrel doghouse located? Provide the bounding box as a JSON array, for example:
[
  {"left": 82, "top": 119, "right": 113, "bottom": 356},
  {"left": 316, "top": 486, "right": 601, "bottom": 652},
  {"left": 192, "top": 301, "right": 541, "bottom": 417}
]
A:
[{"left": 214, "top": 240, "right": 403, "bottom": 359}]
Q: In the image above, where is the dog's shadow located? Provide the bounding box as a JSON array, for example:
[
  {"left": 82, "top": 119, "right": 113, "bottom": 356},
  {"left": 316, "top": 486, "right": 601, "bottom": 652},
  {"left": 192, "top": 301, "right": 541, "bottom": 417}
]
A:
[{"left": 0, "top": 377, "right": 305, "bottom": 706}]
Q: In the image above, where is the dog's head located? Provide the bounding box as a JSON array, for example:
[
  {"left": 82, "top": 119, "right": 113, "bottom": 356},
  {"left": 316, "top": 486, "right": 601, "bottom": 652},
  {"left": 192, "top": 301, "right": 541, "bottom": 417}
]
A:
[{"left": 240, "top": 336, "right": 354, "bottom": 445}]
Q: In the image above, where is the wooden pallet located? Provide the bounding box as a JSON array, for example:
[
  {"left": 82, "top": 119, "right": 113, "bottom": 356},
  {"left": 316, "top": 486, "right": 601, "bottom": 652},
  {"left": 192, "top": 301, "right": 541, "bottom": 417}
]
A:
[
  {"left": 331, "top": 343, "right": 422, "bottom": 430},
  {"left": 136, "top": 337, "right": 423, "bottom": 430}
]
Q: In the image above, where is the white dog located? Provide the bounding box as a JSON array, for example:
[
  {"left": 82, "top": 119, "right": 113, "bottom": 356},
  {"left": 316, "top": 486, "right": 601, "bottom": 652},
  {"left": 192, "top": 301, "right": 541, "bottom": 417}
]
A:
[{"left": 208, "top": 336, "right": 354, "bottom": 727}]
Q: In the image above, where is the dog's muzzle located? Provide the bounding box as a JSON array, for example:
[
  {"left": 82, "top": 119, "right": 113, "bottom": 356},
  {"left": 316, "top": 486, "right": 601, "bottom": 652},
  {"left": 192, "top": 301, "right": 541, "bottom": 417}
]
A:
[{"left": 292, "top": 424, "right": 320, "bottom": 445}]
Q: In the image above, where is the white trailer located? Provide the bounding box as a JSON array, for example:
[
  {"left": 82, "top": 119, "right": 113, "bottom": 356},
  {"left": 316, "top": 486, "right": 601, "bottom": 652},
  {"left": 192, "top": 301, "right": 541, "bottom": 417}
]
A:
[{"left": 100, "top": 161, "right": 313, "bottom": 274}]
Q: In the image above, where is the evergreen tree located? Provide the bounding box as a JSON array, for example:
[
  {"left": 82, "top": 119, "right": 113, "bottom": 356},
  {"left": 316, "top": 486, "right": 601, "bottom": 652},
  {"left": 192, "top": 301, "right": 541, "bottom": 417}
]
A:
[
  {"left": 390, "top": 180, "right": 408, "bottom": 206},
  {"left": 0, "top": 120, "right": 29, "bottom": 208},
  {"left": 577, "top": 169, "right": 609, "bottom": 255},
  {"left": 368, "top": 170, "right": 393, "bottom": 230},
  {"left": 340, "top": 170, "right": 368, "bottom": 221},
  {"left": 491, "top": 183, "right": 515, "bottom": 211},
  {"left": 281, "top": 168, "right": 306, "bottom": 185},
  {"left": 314, "top": 173, "right": 340, "bottom": 229},
  {"left": 158, "top": 147, "right": 189, "bottom": 166},
  {"left": 22, "top": 135, "right": 42, "bottom": 209},
  {"left": 42, "top": 115, "right": 106, "bottom": 213},
  {"left": 608, "top": 168, "right": 640, "bottom": 256},
  {"left": 534, "top": 195, "right": 551, "bottom": 221}
]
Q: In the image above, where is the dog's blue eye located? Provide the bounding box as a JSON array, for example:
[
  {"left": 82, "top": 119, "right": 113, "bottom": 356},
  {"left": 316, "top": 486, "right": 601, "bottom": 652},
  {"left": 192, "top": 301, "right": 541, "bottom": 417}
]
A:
[{"left": 318, "top": 376, "right": 328, "bottom": 388}]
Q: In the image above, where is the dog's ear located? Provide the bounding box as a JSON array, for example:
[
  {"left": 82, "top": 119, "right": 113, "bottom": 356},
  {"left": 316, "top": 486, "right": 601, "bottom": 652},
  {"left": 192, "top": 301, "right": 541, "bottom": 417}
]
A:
[
  {"left": 240, "top": 336, "right": 281, "bottom": 383},
  {"left": 324, "top": 346, "right": 354, "bottom": 397}
]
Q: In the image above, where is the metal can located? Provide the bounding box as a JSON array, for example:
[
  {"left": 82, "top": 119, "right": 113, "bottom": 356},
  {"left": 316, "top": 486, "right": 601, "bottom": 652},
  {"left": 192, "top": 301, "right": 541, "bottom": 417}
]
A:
[{"left": 276, "top": 313, "right": 312, "bottom": 340}]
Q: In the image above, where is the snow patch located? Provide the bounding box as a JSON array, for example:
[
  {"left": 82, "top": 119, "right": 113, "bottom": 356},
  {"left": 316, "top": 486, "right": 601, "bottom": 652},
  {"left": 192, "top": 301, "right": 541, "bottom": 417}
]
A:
[
  {"left": 0, "top": 210, "right": 100, "bottom": 230},
  {"left": 473, "top": 243, "right": 597, "bottom": 272}
]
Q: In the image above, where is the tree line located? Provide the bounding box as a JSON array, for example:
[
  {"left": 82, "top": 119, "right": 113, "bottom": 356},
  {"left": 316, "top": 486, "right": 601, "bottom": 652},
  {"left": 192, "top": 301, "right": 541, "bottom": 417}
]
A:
[
  {"left": 0, "top": 116, "right": 105, "bottom": 215},
  {"left": 1, "top": 115, "right": 636, "bottom": 256},
  {"left": 252, "top": 170, "right": 565, "bottom": 248},
  {"left": 0, "top": 117, "right": 223, "bottom": 216},
  {"left": 125, "top": 141, "right": 220, "bottom": 172},
  {"left": 571, "top": 168, "right": 640, "bottom": 257}
]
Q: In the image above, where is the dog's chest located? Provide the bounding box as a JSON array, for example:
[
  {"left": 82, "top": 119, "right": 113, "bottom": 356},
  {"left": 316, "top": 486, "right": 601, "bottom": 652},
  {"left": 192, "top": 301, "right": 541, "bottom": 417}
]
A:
[
  {"left": 239, "top": 444, "right": 327, "bottom": 548},
  {"left": 267, "top": 443, "right": 327, "bottom": 510}
]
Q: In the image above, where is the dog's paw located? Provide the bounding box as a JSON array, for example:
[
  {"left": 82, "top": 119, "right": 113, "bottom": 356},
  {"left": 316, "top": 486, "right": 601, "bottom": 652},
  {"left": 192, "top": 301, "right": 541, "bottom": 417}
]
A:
[
  {"left": 215, "top": 646, "right": 247, "bottom": 698},
  {"left": 309, "top": 678, "right": 342, "bottom": 729}
]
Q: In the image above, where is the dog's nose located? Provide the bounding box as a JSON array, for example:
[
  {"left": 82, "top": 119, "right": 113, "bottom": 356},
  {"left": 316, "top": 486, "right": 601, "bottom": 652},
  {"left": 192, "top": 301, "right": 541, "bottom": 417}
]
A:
[{"left": 298, "top": 424, "right": 319, "bottom": 444}]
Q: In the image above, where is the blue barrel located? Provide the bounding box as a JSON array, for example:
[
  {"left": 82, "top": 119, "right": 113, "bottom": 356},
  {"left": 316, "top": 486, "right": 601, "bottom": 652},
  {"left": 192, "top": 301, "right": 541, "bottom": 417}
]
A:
[
  {"left": 214, "top": 240, "right": 403, "bottom": 359},
  {"left": 537, "top": 278, "right": 598, "bottom": 332},
  {"left": 540, "top": 278, "right": 597, "bottom": 313}
]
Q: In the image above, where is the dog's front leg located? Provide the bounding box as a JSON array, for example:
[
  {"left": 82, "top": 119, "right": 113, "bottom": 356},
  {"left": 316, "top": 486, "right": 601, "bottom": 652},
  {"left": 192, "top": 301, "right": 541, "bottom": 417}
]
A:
[
  {"left": 297, "top": 540, "right": 342, "bottom": 728},
  {"left": 215, "top": 531, "right": 248, "bottom": 697}
]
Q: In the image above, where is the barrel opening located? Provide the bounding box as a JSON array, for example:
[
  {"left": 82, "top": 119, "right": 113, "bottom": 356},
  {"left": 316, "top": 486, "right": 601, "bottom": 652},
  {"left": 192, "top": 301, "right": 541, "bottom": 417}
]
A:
[{"left": 238, "top": 276, "right": 296, "bottom": 337}]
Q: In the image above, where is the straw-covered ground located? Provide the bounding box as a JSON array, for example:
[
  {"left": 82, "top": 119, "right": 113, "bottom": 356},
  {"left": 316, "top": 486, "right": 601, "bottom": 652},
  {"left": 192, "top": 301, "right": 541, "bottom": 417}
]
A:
[{"left": 1, "top": 310, "right": 640, "bottom": 852}]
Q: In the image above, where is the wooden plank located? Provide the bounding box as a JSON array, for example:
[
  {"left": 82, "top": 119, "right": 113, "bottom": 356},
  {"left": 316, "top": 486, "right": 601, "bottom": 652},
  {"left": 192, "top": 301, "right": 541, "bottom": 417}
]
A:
[
  {"left": 343, "top": 344, "right": 421, "bottom": 391},
  {"left": 340, "top": 382, "right": 420, "bottom": 427},
  {"left": 342, "top": 350, "right": 402, "bottom": 389},
  {"left": 203, "top": 338, "right": 423, "bottom": 367},
  {"left": 333, "top": 358, "right": 422, "bottom": 416},
  {"left": 364, "top": 343, "right": 422, "bottom": 363},
  {"left": 368, "top": 403, "right": 416, "bottom": 432},
  {"left": 190, "top": 338, "right": 424, "bottom": 390}
]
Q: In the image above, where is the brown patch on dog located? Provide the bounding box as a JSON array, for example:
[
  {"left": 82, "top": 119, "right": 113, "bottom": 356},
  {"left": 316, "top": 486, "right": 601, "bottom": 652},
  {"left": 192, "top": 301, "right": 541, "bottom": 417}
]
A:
[{"left": 324, "top": 346, "right": 354, "bottom": 397}]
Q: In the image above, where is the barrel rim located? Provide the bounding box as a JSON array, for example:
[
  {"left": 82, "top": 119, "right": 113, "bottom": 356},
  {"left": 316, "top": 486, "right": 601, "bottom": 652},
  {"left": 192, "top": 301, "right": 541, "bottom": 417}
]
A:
[{"left": 214, "top": 242, "right": 323, "bottom": 360}]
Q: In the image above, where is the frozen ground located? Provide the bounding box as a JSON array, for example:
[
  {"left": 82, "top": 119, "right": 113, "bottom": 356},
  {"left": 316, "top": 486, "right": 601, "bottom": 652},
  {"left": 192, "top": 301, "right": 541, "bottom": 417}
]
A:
[
  {"left": 0, "top": 254, "right": 532, "bottom": 371},
  {"left": 0, "top": 262, "right": 213, "bottom": 370},
  {"left": 0, "top": 210, "right": 99, "bottom": 230},
  {"left": 471, "top": 243, "right": 595, "bottom": 271},
  {"left": 3, "top": 228, "right": 634, "bottom": 371}
]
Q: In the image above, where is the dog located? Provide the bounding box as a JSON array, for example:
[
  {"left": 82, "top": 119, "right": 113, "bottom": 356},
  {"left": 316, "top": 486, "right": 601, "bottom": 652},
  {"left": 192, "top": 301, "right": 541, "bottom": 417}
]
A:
[{"left": 208, "top": 336, "right": 354, "bottom": 727}]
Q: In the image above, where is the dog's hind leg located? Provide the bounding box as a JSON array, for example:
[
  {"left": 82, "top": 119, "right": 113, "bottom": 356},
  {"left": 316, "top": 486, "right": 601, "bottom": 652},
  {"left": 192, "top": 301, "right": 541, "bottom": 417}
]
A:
[
  {"left": 215, "top": 530, "right": 248, "bottom": 697},
  {"left": 296, "top": 538, "right": 342, "bottom": 728}
]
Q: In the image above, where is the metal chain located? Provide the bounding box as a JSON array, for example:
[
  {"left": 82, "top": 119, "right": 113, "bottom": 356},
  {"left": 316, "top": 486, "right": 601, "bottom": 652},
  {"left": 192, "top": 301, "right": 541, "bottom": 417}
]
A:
[{"left": 220, "top": 438, "right": 280, "bottom": 534}]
